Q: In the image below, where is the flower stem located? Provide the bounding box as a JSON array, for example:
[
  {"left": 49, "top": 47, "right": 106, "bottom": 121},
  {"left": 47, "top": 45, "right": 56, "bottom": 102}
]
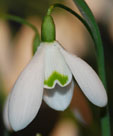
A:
[
  {"left": 47, "top": 4, "right": 93, "bottom": 40},
  {"left": 0, "top": 13, "right": 40, "bottom": 54},
  {"left": 47, "top": 3, "right": 111, "bottom": 136}
]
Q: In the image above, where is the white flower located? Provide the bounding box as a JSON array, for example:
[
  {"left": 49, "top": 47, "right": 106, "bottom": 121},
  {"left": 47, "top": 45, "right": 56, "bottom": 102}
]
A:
[{"left": 4, "top": 41, "right": 107, "bottom": 131}]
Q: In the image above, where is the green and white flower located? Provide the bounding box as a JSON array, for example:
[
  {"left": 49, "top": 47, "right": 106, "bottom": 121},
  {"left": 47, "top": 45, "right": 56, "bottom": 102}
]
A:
[{"left": 4, "top": 41, "right": 107, "bottom": 131}]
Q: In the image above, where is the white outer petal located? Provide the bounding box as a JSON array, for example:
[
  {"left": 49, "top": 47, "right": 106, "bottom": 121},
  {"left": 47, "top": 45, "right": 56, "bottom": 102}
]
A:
[
  {"left": 3, "top": 95, "right": 12, "bottom": 131},
  {"left": 57, "top": 42, "right": 107, "bottom": 107},
  {"left": 9, "top": 44, "right": 46, "bottom": 131},
  {"left": 43, "top": 81, "right": 74, "bottom": 111}
]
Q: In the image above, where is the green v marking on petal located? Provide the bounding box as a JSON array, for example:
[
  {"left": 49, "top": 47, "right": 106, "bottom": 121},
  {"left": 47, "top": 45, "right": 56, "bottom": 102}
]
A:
[{"left": 44, "top": 71, "right": 68, "bottom": 87}]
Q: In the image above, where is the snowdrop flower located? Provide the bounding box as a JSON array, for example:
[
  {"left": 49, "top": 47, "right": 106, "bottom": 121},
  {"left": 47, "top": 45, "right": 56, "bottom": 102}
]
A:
[{"left": 4, "top": 15, "right": 107, "bottom": 131}]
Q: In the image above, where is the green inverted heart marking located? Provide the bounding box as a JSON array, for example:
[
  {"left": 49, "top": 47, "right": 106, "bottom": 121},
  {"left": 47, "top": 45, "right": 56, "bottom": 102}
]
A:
[{"left": 44, "top": 71, "right": 68, "bottom": 87}]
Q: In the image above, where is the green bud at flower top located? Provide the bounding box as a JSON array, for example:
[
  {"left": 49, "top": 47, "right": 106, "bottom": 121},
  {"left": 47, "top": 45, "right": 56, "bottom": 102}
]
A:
[{"left": 41, "top": 15, "right": 55, "bottom": 42}]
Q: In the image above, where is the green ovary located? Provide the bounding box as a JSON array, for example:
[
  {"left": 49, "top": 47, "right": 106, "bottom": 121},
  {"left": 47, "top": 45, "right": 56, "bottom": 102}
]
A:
[{"left": 44, "top": 71, "right": 68, "bottom": 87}]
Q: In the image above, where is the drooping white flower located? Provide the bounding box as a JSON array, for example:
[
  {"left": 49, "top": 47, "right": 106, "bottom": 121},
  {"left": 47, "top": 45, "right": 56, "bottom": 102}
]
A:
[{"left": 4, "top": 41, "right": 107, "bottom": 131}]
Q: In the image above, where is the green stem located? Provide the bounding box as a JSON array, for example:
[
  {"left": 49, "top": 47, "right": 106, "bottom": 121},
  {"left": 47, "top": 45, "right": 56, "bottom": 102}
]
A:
[
  {"left": 47, "top": 4, "right": 93, "bottom": 40},
  {"left": 47, "top": 3, "right": 111, "bottom": 136},
  {"left": 101, "top": 108, "right": 110, "bottom": 136},
  {"left": 96, "top": 36, "right": 110, "bottom": 136},
  {"left": 0, "top": 13, "right": 40, "bottom": 54}
]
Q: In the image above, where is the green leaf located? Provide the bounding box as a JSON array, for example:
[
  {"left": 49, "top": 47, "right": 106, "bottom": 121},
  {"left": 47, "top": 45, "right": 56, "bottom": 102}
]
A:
[
  {"left": 72, "top": 0, "right": 106, "bottom": 83},
  {"left": 72, "top": 1, "right": 111, "bottom": 136},
  {"left": 73, "top": 0, "right": 102, "bottom": 50}
]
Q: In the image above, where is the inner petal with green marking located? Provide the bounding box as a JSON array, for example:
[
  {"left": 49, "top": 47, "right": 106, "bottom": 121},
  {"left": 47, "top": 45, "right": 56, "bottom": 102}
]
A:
[
  {"left": 44, "top": 43, "right": 72, "bottom": 89},
  {"left": 44, "top": 71, "right": 68, "bottom": 87}
]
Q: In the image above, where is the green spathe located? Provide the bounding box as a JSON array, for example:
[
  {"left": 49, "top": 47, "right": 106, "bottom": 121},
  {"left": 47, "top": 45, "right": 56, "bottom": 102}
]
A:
[
  {"left": 44, "top": 71, "right": 68, "bottom": 87},
  {"left": 41, "top": 15, "right": 55, "bottom": 42}
]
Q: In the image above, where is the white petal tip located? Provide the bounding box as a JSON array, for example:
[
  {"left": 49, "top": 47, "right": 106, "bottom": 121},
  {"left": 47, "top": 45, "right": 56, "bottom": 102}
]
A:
[
  {"left": 9, "top": 114, "right": 27, "bottom": 131},
  {"left": 88, "top": 90, "right": 108, "bottom": 107},
  {"left": 43, "top": 81, "right": 74, "bottom": 111},
  {"left": 97, "top": 95, "right": 108, "bottom": 107},
  {"left": 51, "top": 104, "right": 68, "bottom": 111},
  {"left": 10, "top": 122, "right": 26, "bottom": 132}
]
